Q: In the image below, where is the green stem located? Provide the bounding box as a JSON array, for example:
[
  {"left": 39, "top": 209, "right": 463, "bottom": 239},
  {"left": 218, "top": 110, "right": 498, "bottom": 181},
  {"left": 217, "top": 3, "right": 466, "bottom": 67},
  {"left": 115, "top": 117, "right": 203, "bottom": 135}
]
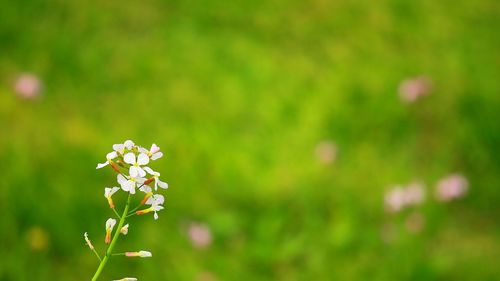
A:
[{"left": 91, "top": 193, "right": 131, "bottom": 281}]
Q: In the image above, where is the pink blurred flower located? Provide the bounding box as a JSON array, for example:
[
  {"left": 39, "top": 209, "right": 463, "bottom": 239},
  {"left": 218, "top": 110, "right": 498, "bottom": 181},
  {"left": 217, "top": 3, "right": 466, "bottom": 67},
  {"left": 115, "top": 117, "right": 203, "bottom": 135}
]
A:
[
  {"left": 385, "top": 186, "right": 407, "bottom": 212},
  {"left": 14, "top": 73, "right": 42, "bottom": 99},
  {"left": 435, "top": 173, "right": 468, "bottom": 202},
  {"left": 404, "top": 182, "right": 425, "bottom": 205},
  {"left": 384, "top": 182, "right": 426, "bottom": 213},
  {"left": 398, "top": 75, "right": 432, "bottom": 103},
  {"left": 314, "top": 140, "right": 337, "bottom": 165},
  {"left": 187, "top": 222, "right": 212, "bottom": 249}
]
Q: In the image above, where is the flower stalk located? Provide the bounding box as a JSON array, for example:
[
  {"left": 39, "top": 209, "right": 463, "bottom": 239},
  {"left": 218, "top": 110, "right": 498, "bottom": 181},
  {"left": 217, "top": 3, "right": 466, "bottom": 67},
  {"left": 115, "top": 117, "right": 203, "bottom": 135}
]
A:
[
  {"left": 91, "top": 194, "right": 131, "bottom": 281},
  {"left": 85, "top": 140, "right": 169, "bottom": 280}
]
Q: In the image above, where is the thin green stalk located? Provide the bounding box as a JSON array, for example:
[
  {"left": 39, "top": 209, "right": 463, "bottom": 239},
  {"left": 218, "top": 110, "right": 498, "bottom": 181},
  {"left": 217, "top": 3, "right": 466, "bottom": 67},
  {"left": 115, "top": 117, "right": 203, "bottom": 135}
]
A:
[
  {"left": 112, "top": 208, "right": 121, "bottom": 220},
  {"left": 91, "top": 248, "right": 102, "bottom": 261},
  {"left": 91, "top": 193, "right": 131, "bottom": 281}
]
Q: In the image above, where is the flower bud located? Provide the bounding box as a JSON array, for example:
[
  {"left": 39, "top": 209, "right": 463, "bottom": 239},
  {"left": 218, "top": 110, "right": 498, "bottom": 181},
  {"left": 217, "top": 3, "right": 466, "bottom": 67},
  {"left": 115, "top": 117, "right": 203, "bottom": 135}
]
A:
[{"left": 125, "top": 250, "right": 152, "bottom": 257}]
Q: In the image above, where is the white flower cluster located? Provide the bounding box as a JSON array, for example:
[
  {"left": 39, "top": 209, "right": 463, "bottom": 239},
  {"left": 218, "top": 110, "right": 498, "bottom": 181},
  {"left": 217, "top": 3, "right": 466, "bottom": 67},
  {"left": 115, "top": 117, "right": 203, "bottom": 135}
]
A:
[
  {"left": 85, "top": 140, "right": 170, "bottom": 281},
  {"left": 97, "top": 140, "right": 168, "bottom": 220}
]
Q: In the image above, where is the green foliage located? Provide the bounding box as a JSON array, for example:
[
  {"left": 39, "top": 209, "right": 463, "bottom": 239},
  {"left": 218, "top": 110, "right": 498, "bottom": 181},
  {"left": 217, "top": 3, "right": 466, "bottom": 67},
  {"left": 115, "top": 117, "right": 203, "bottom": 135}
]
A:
[{"left": 0, "top": 0, "right": 499, "bottom": 280}]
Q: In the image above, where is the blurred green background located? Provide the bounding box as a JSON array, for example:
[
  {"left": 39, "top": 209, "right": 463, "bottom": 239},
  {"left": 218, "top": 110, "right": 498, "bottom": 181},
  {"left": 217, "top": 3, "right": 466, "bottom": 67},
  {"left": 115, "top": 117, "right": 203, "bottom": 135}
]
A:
[{"left": 1, "top": 0, "right": 499, "bottom": 280}]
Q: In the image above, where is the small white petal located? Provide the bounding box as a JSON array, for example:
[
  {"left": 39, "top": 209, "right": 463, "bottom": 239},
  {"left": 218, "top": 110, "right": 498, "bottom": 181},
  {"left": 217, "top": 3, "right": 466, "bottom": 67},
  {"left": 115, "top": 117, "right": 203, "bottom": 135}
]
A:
[
  {"left": 123, "top": 152, "right": 135, "bottom": 165},
  {"left": 129, "top": 166, "right": 139, "bottom": 178},
  {"left": 137, "top": 153, "right": 150, "bottom": 166},
  {"left": 105, "top": 186, "right": 120, "bottom": 197},
  {"left": 128, "top": 182, "right": 136, "bottom": 194},
  {"left": 154, "top": 212, "right": 159, "bottom": 220},
  {"left": 117, "top": 174, "right": 127, "bottom": 185},
  {"left": 143, "top": 167, "right": 159, "bottom": 176},
  {"left": 151, "top": 152, "right": 163, "bottom": 160},
  {"left": 138, "top": 146, "right": 148, "bottom": 153},
  {"left": 124, "top": 152, "right": 136, "bottom": 165},
  {"left": 113, "top": 143, "right": 125, "bottom": 153},
  {"left": 157, "top": 179, "right": 168, "bottom": 189},
  {"left": 150, "top": 144, "right": 160, "bottom": 154},
  {"left": 135, "top": 177, "right": 146, "bottom": 184},
  {"left": 106, "top": 218, "right": 117, "bottom": 229},
  {"left": 139, "top": 185, "right": 152, "bottom": 193},
  {"left": 124, "top": 140, "right": 135, "bottom": 149},
  {"left": 106, "top": 151, "right": 118, "bottom": 160},
  {"left": 96, "top": 161, "right": 109, "bottom": 169},
  {"left": 154, "top": 194, "right": 165, "bottom": 205},
  {"left": 139, "top": 250, "right": 152, "bottom": 257},
  {"left": 120, "top": 224, "right": 129, "bottom": 235},
  {"left": 152, "top": 205, "right": 164, "bottom": 211},
  {"left": 137, "top": 167, "right": 146, "bottom": 177}
]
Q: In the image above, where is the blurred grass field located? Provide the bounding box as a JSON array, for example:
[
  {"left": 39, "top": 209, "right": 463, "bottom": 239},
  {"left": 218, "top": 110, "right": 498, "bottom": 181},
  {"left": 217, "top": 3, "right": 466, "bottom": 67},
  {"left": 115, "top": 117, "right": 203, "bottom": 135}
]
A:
[{"left": 1, "top": 0, "right": 499, "bottom": 280}]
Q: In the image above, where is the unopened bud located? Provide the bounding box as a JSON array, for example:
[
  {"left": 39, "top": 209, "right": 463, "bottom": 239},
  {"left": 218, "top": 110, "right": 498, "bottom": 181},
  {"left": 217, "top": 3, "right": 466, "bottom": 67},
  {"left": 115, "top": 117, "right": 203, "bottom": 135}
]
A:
[
  {"left": 110, "top": 162, "right": 121, "bottom": 173},
  {"left": 144, "top": 177, "right": 154, "bottom": 185}
]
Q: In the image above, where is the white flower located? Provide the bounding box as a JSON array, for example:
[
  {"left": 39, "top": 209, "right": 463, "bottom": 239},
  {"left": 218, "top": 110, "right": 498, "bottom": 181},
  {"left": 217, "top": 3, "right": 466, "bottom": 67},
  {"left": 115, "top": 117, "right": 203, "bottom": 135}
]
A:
[
  {"left": 112, "top": 140, "right": 135, "bottom": 155},
  {"left": 96, "top": 151, "right": 118, "bottom": 169},
  {"left": 187, "top": 222, "right": 212, "bottom": 249},
  {"left": 125, "top": 250, "right": 152, "bottom": 257},
  {"left": 120, "top": 224, "right": 129, "bottom": 235},
  {"left": 84, "top": 232, "right": 94, "bottom": 250},
  {"left": 14, "top": 73, "right": 42, "bottom": 99},
  {"left": 117, "top": 174, "right": 145, "bottom": 194},
  {"left": 104, "top": 187, "right": 120, "bottom": 208},
  {"left": 139, "top": 143, "right": 163, "bottom": 160},
  {"left": 436, "top": 174, "right": 468, "bottom": 201},
  {"left": 139, "top": 185, "right": 154, "bottom": 205},
  {"left": 105, "top": 218, "right": 117, "bottom": 244},
  {"left": 144, "top": 167, "right": 168, "bottom": 190},
  {"left": 136, "top": 194, "right": 164, "bottom": 220},
  {"left": 113, "top": 278, "right": 137, "bottom": 281},
  {"left": 124, "top": 152, "right": 150, "bottom": 177}
]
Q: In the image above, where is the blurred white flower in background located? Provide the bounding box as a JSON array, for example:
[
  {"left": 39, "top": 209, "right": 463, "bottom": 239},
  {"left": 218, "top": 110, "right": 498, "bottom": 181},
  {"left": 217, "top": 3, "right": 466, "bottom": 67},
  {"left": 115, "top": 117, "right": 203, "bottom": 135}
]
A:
[
  {"left": 404, "top": 182, "right": 426, "bottom": 205},
  {"left": 398, "top": 75, "right": 432, "bottom": 103},
  {"left": 384, "top": 186, "right": 407, "bottom": 213},
  {"left": 385, "top": 182, "right": 426, "bottom": 213},
  {"left": 14, "top": 73, "right": 42, "bottom": 99},
  {"left": 435, "top": 173, "right": 469, "bottom": 202},
  {"left": 314, "top": 140, "right": 337, "bottom": 165},
  {"left": 187, "top": 222, "right": 212, "bottom": 249}
]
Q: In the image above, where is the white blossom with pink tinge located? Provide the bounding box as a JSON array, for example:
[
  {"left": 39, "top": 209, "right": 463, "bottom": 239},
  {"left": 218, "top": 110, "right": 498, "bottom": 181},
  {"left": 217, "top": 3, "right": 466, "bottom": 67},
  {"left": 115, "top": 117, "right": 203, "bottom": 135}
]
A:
[
  {"left": 435, "top": 174, "right": 469, "bottom": 202},
  {"left": 398, "top": 76, "right": 432, "bottom": 103},
  {"left": 314, "top": 140, "right": 337, "bottom": 165},
  {"left": 384, "top": 182, "right": 426, "bottom": 213},
  {"left": 385, "top": 186, "right": 407, "bottom": 213},
  {"left": 187, "top": 222, "right": 212, "bottom": 249},
  {"left": 14, "top": 73, "right": 42, "bottom": 99}
]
